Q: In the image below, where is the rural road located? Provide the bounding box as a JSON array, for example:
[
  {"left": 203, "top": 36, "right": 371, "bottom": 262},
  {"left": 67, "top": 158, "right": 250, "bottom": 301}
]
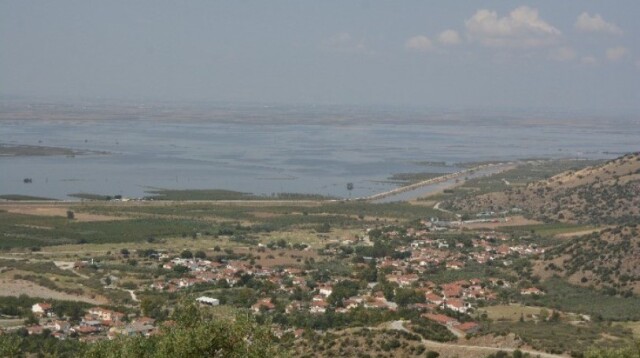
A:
[
  {"left": 433, "top": 201, "right": 455, "bottom": 215},
  {"left": 388, "top": 320, "right": 566, "bottom": 358},
  {"left": 126, "top": 289, "right": 139, "bottom": 302}
]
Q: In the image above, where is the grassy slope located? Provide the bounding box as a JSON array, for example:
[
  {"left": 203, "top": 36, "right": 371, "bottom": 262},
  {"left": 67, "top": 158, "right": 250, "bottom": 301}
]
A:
[{"left": 444, "top": 153, "right": 640, "bottom": 225}]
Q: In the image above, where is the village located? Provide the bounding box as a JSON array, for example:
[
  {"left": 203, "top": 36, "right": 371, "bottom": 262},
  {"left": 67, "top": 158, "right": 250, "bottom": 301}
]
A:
[{"left": 14, "top": 216, "right": 548, "bottom": 344}]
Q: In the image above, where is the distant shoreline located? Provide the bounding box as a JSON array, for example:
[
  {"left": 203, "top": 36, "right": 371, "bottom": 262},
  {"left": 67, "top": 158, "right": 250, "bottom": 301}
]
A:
[
  {"left": 0, "top": 143, "right": 108, "bottom": 157},
  {"left": 0, "top": 156, "right": 607, "bottom": 204},
  {"left": 362, "top": 161, "right": 518, "bottom": 202}
]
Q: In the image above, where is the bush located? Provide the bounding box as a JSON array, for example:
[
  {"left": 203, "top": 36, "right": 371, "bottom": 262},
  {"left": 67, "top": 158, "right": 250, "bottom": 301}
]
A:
[
  {"left": 120, "top": 281, "right": 138, "bottom": 290},
  {"left": 426, "top": 351, "right": 440, "bottom": 358},
  {"left": 84, "top": 301, "right": 282, "bottom": 358},
  {"left": 585, "top": 340, "right": 640, "bottom": 358}
]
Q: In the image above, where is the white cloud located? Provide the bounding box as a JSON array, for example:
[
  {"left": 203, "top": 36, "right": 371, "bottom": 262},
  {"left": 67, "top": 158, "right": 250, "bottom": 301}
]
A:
[
  {"left": 465, "top": 6, "right": 561, "bottom": 48},
  {"left": 580, "top": 56, "right": 598, "bottom": 66},
  {"left": 405, "top": 35, "right": 434, "bottom": 52},
  {"left": 606, "top": 46, "right": 628, "bottom": 61},
  {"left": 575, "top": 12, "right": 623, "bottom": 35},
  {"left": 549, "top": 47, "right": 576, "bottom": 62},
  {"left": 322, "top": 32, "right": 367, "bottom": 53},
  {"left": 437, "top": 30, "right": 461, "bottom": 45}
]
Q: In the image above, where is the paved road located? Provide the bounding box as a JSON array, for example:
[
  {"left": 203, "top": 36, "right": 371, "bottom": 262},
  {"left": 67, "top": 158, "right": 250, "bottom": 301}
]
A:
[{"left": 360, "top": 162, "right": 518, "bottom": 202}]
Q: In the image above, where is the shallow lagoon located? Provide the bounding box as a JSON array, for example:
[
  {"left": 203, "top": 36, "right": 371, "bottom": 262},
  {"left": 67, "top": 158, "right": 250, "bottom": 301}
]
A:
[{"left": 1, "top": 109, "right": 638, "bottom": 200}]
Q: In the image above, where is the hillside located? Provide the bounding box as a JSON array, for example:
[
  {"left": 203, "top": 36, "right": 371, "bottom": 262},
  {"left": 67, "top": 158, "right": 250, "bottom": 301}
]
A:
[
  {"left": 534, "top": 225, "right": 640, "bottom": 295},
  {"left": 443, "top": 153, "right": 640, "bottom": 225}
]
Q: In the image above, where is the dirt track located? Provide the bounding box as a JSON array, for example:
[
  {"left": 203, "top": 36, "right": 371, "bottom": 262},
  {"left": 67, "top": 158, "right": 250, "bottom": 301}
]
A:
[
  {"left": 388, "top": 320, "right": 567, "bottom": 358},
  {"left": 0, "top": 279, "right": 107, "bottom": 305},
  {"left": 460, "top": 216, "right": 541, "bottom": 229}
]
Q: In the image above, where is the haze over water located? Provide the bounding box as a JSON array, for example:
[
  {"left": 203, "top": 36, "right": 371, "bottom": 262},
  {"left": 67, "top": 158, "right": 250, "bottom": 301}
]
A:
[{"left": 1, "top": 103, "right": 638, "bottom": 200}]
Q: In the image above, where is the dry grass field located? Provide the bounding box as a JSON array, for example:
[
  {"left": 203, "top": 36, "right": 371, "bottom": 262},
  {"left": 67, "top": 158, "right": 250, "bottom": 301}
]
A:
[
  {"left": 479, "top": 305, "right": 549, "bottom": 322},
  {"left": 0, "top": 278, "right": 106, "bottom": 304},
  {"left": 2, "top": 204, "right": 128, "bottom": 222}
]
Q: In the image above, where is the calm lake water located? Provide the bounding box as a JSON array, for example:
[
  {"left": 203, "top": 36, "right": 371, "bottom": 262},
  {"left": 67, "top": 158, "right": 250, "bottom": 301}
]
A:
[{"left": 1, "top": 107, "right": 638, "bottom": 200}]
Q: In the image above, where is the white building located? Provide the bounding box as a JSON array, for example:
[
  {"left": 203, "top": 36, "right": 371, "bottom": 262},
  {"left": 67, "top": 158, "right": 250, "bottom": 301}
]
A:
[{"left": 196, "top": 296, "right": 220, "bottom": 306}]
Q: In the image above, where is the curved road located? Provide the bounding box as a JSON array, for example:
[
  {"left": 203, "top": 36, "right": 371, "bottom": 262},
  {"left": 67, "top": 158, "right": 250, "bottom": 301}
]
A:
[
  {"left": 125, "top": 289, "right": 139, "bottom": 302},
  {"left": 388, "top": 320, "right": 566, "bottom": 358}
]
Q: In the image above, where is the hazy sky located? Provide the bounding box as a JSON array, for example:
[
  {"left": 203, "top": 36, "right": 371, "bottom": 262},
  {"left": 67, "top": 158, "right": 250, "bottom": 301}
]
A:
[{"left": 1, "top": 1, "right": 639, "bottom": 112}]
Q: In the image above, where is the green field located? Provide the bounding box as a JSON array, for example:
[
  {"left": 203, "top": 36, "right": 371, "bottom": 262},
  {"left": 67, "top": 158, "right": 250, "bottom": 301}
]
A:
[
  {"left": 145, "top": 189, "right": 335, "bottom": 201},
  {"left": 522, "top": 278, "right": 640, "bottom": 321},
  {"left": 68, "top": 193, "right": 113, "bottom": 201},
  {"left": 488, "top": 320, "right": 634, "bottom": 354},
  {"left": 479, "top": 304, "right": 549, "bottom": 322},
  {"left": 0, "top": 211, "right": 216, "bottom": 249},
  {"left": 0, "top": 200, "right": 451, "bottom": 250}
]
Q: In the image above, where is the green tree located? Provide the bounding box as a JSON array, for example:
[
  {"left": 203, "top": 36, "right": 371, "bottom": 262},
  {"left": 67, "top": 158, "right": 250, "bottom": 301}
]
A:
[
  {"left": 173, "top": 265, "right": 189, "bottom": 274},
  {"left": 328, "top": 281, "right": 361, "bottom": 306},
  {"left": 359, "top": 261, "right": 378, "bottom": 282},
  {"left": 140, "top": 296, "right": 167, "bottom": 320},
  {"left": 585, "top": 340, "right": 640, "bottom": 358},
  {"left": 24, "top": 313, "right": 39, "bottom": 326},
  {"left": 394, "top": 288, "right": 425, "bottom": 307},
  {"left": 0, "top": 334, "right": 22, "bottom": 358},
  {"left": 84, "top": 301, "right": 282, "bottom": 358}
]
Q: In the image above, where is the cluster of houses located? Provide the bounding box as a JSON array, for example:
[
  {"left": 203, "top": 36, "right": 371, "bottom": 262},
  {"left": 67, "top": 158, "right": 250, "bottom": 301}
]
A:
[
  {"left": 281, "top": 290, "right": 398, "bottom": 315},
  {"left": 0, "top": 211, "right": 555, "bottom": 348},
  {"left": 50, "top": 219, "right": 533, "bottom": 342},
  {"left": 143, "top": 221, "right": 547, "bottom": 333},
  {"left": 27, "top": 303, "right": 160, "bottom": 342},
  {"left": 401, "top": 228, "right": 545, "bottom": 269},
  {"left": 152, "top": 258, "right": 278, "bottom": 292},
  {"left": 242, "top": 275, "right": 543, "bottom": 336}
]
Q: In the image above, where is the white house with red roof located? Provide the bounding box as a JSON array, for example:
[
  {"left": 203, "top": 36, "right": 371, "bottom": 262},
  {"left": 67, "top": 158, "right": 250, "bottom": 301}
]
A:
[
  {"left": 520, "top": 287, "right": 545, "bottom": 295},
  {"left": 32, "top": 303, "right": 53, "bottom": 317}
]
